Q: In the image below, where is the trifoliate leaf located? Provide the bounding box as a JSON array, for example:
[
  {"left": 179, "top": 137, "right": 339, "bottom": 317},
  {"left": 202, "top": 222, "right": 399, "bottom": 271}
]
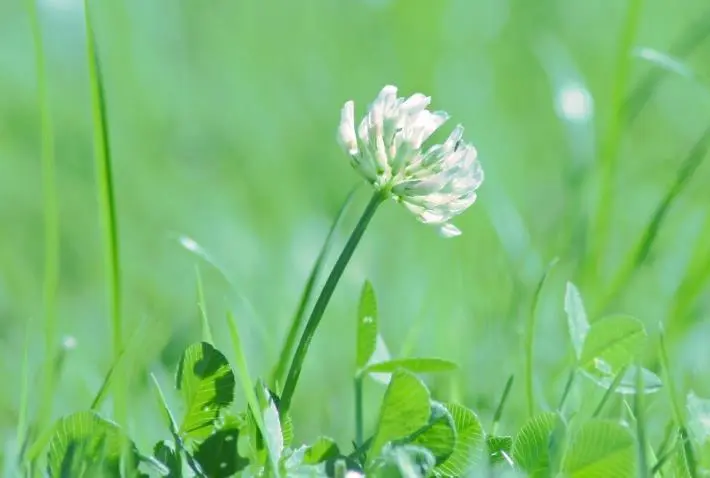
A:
[{"left": 176, "top": 342, "right": 235, "bottom": 441}]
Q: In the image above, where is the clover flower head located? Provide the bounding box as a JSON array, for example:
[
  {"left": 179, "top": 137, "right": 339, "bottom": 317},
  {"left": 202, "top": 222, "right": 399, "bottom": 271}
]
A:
[{"left": 337, "top": 85, "right": 484, "bottom": 237}]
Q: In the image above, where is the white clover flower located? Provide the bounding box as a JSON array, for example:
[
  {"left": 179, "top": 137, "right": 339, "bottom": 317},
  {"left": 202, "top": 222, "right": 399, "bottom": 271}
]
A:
[{"left": 337, "top": 85, "right": 484, "bottom": 238}]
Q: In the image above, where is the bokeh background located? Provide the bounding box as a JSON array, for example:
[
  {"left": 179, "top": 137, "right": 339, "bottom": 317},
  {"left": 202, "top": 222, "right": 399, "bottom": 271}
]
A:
[{"left": 2, "top": 0, "right": 710, "bottom": 462}]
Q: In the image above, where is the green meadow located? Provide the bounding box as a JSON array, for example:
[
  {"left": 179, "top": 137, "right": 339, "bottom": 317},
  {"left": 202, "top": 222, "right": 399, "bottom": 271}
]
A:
[{"left": 2, "top": 0, "right": 710, "bottom": 475}]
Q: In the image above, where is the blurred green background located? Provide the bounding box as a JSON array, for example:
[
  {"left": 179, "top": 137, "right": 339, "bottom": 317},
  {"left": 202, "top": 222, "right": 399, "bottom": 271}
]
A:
[{"left": 2, "top": 0, "right": 710, "bottom": 462}]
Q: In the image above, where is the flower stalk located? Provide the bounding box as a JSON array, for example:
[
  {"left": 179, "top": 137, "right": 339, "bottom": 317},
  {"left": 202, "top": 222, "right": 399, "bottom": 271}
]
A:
[{"left": 280, "top": 190, "right": 386, "bottom": 415}]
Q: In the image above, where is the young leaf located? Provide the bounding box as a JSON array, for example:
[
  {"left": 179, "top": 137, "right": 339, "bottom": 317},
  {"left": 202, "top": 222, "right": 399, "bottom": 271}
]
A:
[
  {"left": 256, "top": 383, "right": 285, "bottom": 464},
  {"left": 565, "top": 282, "right": 590, "bottom": 358},
  {"left": 46, "top": 411, "right": 139, "bottom": 477},
  {"left": 580, "top": 315, "right": 646, "bottom": 375},
  {"left": 303, "top": 437, "right": 340, "bottom": 465},
  {"left": 364, "top": 358, "right": 458, "bottom": 375},
  {"left": 370, "top": 443, "right": 436, "bottom": 478},
  {"left": 176, "top": 342, "right": 235, "bottom": 441},
  {"left": 357, "top": 280, "right": 379, "bottom": 369},
  {"left": 193, "top": 423, "right": 248, "bottom": 477},
  {"left": 511, "top": 412, "right": 561, "bottom": 477},
  {"left": 487, "top": 436, "right": 513, "bottom": 466},
  {"left": 368, "top": 370, "right": 431, "bottom": 466},
  {"left": 436, "top": 403, "right": 485, "bottom": 476},
  {"left": 561, "top": 420, "right": 636, "bottom": 477},
  {"left": 410, "top": 402, "right": 456, "bottom": 465}
]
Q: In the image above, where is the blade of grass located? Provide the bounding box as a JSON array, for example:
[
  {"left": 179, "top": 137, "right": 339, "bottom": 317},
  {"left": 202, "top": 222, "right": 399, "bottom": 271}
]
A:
[
  {"left": 557, "top": 369, "right": 577, "bottom": 412},
  {"left": 491, "top": 374, "right": 514, "bottom": 435},
  {"left": 586, "top": 0, "right": 645, "bottom": 286},
  {"left": 598, "top": 125, "right": 710, "bottom": 314},
  {"left": 225, "top": 311, "right": 281, "bottom": 478},
  {"left": 635, "top": 364, "right": 649, "bottom": 478},
  {"left": 659, "top": 326, "right": 698, "bottom": 477},
  {"left": 16, "top": 316, "right": 34, "bottom": 462},
  {"left": 83, "top": 0, "right": 124, "bottom": 423},
  {"left": 150, "top": 373, "right": 204, "bottom": 477},
  {"left": 24, "top": 0, "right": 60, "bottom": 437},
  {"left": 271, "top": 185, "right": 357, "bottom": 390},
  {"left": 525, "top": 258, "right": 558, "bottom": 417},
  {"left": 195, "top": 265, "right": 213, "bottom": 345},
  {"left": 668, "top": 215, "right": 710, "bottom": 336},
  {"left": 591, "top": 365, "right": 629, "bottom": 418}
]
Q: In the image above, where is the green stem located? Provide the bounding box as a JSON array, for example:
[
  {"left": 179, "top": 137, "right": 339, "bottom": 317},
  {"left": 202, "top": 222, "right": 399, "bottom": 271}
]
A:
[
  {"left": 83, "top": 0, "right": 123, "bottom": 422},
  {"left": 354, "top": 374, "right": 364, "bottom": 447},
  {"left": 25, "top": 0, "right": 59, "bottom": 435},
  {"left": 280, "top": 190, "right": 385, "bottom": 415}
]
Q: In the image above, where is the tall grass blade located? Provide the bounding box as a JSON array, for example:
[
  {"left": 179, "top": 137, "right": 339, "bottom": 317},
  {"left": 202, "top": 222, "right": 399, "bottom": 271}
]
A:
[
  {"left": 668, "top": 215, "right": 710, "bottom": 336},
  {"left": 492, "top": 374, "right": 514, "bottom": 435},
  {"left": 24, "top": 0, "right": 60, "bottom": 436},
  {"left": 659, "top": 327, "right": 698, "bottom": 477},
  {"left": 16, "top": 316, "right": 33, "bottom": 465},
  {"left": 195, "top": 265, "right": 214, "bottom": 345},
  {"left": 525, "top": 258, "right": 558, "bottom": 417},
  {"left": 586, "top": 0, "right": 645, "bottom": 285},
  {"left": 271, "top": 186, "right": 357, "bottom": 390},
  {"left": 591, "top": 365, "right": 629, "bottom": 418},
  {"left": 225, "top": 311, "right": 281, "bottom": 478},
  {"left": 599, "top": 125, "right": 710, "bottom": 313},
  {"left": 82, "top": 0, "right": 124, "bottom": 422}
]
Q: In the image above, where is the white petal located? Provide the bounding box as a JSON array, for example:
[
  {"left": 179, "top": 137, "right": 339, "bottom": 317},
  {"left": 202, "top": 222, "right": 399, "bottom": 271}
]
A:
[
  {"left": 401, "top": 93, "right": 431, "bottom": 114},
  {"left": 443, "top": 125, "right": 465, "bottom": 151},
  {"left": 438, "top": 223, "right": 462, "bottom": 238},
  {"left": 337, "top": 101, "right": 358, "bottom": 154}
]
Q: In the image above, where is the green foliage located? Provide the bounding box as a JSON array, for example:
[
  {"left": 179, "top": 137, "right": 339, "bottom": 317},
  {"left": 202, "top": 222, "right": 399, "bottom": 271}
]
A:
[
  {"left": 561, "top": 420, "right": 636, "bottom": 477},
  {"left": 512, "top": 412, "right": 563, "bottom": 477},
  {"left": 436, "top": 403, "right": 485, "bottom": 476},
  {"left": 368, "top": 370, "right": 432, "bottom": 467},
  {"left": 409, "top": 402, "right": 456, "bottom": 465},
  {"left": 175, "top": 342, "right": 236, "bottom": 441},
  {"left": 193, "top": 423, "right": 248, "bottom": 477},
  {"left": 46, "top": 411, "right": 139, "bottom": 477},
  {"left": 487, "top": 435, "right": 513, "bottom": 465}
]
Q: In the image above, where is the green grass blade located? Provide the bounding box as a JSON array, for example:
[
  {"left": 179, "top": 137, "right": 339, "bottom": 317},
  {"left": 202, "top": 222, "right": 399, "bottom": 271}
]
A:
[
  {"left": 668, "top": 215, "right": 710, "bottom": 336},
  {"left": 270, "top": 185, "right": 357, "bottom": 390},
  {"left": 492, "top": 374, "right": 514, "bottom": 435},
  {"left": 82, "top": 0, "right": 124, "bottom": 423},
  {"left": 591, "top": 365, "right": 629, "bottom": 418},
  {"left": 635, "top": 365, "right": 649, "bottom": 477},
  {"left": 16, "top": 316, "right": 33, "bottom": 462},
  {"left": 659, "top": 327, "right": 698, "bottom": 477},
  {"left": 225, "top": 311, "right": 281, "bottom": 478},
  {"left": 598, "top": 125, "right": 710, "bottom": 313},
  {"left": 195, "top": 265, "right": 214, "bottom": 345},
  {"left": 525, "top": 258, "right": 558, "bottom": 417},
  {"left": 586, "top": 0, "right": 645, "bottom": 285},
  {"left": 24, "top": 0, "right": 60, "bottom": 437}
]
